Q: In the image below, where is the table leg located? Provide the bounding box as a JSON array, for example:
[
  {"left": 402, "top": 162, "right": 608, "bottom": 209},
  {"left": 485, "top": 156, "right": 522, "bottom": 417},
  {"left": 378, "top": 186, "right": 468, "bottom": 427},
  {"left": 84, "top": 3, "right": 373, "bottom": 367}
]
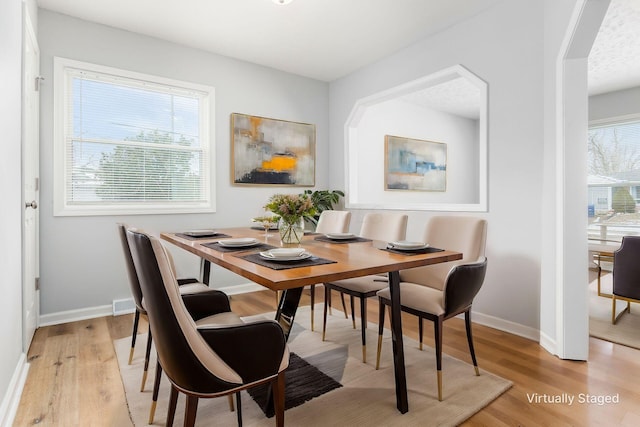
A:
[
  {"left": 200, "top": 259, "right": 211, "bottom": 285},
  {"left": 275, "top": 287, "right": 303, "bottom": 341},
  {"left": 388, "top": 270, "right": 408, "bottom": 413}
]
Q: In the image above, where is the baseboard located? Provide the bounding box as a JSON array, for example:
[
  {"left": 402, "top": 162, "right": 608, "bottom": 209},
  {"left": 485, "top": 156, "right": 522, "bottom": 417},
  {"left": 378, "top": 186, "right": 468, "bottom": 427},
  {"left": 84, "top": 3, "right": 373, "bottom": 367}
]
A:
[
  {"left": 472, "top": 310, "right": 540, "bottom": 342},
  {"left": 0, "top": 353, "right": 29, "bottom": 427},
  {"left": 36, "top": 284, "right": 542, "bottom": 347},
  {"left": 39, "top": 304, "right": 112, "bottom": 327},
  {"left": 539, "top": 330, "right": 557, "bottom": 355}
]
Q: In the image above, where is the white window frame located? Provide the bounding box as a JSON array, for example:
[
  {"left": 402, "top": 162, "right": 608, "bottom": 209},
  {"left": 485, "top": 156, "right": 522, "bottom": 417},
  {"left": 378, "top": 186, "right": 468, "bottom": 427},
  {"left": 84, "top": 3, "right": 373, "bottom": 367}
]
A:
[{"left": 53, "top": 57, "right": 215, "bottom": 216}]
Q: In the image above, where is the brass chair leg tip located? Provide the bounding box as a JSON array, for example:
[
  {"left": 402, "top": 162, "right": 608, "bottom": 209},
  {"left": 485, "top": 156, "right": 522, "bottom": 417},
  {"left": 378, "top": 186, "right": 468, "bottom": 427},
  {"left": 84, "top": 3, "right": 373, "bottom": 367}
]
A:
[
  {"left": 140, "top": 371, "right": 148, "bottom": 392},
  {"left": 148, "top": 400, "right": 157, "bottom": 424},
  {"left": 474, "top": 366, "right": 480, "bottom": 376},
  {"left": 128, "top": 348, "right": 135, "bottom": 365}
]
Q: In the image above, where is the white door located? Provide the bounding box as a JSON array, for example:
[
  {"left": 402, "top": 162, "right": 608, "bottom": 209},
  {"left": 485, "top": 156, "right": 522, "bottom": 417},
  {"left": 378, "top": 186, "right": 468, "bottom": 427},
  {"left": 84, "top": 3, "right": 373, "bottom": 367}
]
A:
[{"left": 22, "top": 11, "right": 40, "bottom": 352}]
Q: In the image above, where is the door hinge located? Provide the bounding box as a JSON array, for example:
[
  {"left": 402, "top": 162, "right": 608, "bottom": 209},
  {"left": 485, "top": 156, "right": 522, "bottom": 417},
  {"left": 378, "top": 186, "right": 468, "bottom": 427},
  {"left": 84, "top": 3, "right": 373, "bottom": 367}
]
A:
[
  {"left": 35, "top": 277, "right": 40, "bottom": 291},
  {"left": 35, "top": 76, "right": 44, "bottom": 91}
]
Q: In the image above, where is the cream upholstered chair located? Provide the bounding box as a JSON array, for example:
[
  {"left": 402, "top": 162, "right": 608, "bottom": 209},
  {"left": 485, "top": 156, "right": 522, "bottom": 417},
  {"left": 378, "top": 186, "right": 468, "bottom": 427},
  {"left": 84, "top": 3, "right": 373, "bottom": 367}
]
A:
[
  {"left": 376, "top": 257, "right": 488, "bottom": 401},
  {"left": 322, "top": 212, "right": 408, "bottom": 363},
  {"left": 309, "top": 210, "right": 352, "bottom": 330},
  {"left": 127, "top": 228, "right": 289, "bottom": 427}
]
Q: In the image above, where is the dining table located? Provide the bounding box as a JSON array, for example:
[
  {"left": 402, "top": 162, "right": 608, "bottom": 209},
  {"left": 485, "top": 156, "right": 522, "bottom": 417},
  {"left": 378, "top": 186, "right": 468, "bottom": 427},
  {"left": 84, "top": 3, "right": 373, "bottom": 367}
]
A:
[{"left": 161, "top": 226, "right": 462, "bottom": 414}]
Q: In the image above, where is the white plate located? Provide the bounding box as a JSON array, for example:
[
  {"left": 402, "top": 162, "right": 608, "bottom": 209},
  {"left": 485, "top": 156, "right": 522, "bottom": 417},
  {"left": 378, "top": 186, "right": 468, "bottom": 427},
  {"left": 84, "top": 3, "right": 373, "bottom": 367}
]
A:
[
  {"left": 259, "top": 251, "right": 312, "bottom": 262},
  {"left": 325, "top": 232, "right": 356, "bottom": 240},
  {"left": 264, "top": 248, "right": 306, "bottom": 257},
  {"left": 389, "top": 241, "right": 429, "bottom": 250},
  {"left": 183, "top": 229, "right": 218, "bottom": 237},
  {"left": 218, "top": 238, "right": 260, "bottom": 247}
]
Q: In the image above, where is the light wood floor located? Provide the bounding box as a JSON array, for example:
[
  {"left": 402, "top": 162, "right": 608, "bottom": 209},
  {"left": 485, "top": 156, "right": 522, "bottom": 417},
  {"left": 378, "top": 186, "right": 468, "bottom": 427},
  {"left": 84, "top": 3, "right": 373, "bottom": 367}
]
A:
[{"left": 14, "top": 288, "right": 640, "bottom": 426}]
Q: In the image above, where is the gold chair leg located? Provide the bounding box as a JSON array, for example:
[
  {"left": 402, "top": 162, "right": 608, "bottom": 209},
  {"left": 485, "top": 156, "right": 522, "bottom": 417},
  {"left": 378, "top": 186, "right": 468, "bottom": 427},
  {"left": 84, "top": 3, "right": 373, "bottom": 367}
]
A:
[
  {"left": 474, "top": 365, "right": 480, "bottom": 376},
  {"left": 148, "top": 400, "right": 157, "bottom": 424},
  {"left": 140, "top": 370, "right": 148, "bottom": 392},
  {"left": 362, "top": 344, "right": 367, "bottom": 364},
  {"left": 437, "top": 370, "right": 443, "bottom": 401},
  {"left": 128, "top": 347, "right": 135, "bottom": 365},
  {"left": 227, "top": 394, "right": 235, "bottom": 412},
  {"left": 375, "top": 333, "right": 383, "bottom": 370}
]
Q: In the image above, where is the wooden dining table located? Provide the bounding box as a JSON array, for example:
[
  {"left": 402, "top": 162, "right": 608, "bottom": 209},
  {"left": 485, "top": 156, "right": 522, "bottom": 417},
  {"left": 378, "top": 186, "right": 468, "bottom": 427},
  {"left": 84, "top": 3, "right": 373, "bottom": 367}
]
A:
[{"left": 161, "top": 227, "right": 462, "bottom": 414}]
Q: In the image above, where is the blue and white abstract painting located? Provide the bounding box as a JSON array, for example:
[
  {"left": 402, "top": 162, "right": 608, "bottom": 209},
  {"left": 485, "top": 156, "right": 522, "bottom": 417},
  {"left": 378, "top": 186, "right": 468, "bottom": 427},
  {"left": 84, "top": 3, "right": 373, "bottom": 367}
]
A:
[{"left": 385, "top": 135, "right": 447, "bottom": 191}]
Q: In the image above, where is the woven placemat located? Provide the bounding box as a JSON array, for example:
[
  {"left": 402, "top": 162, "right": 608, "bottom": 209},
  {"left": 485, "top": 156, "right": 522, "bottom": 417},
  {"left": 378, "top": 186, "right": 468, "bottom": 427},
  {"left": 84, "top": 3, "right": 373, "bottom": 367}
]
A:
[
  {"left": 313, "top": 236, "right": 372, "bottom": 244},
  {"left": 380, "top": 246, "right": 444, "bottom": 255},
  {"left": 175, "top": 232, "right": 231, "bottom": 240},
  {"left": 202, "top": 242, "right": 277, "bottom": 253},
  {"left": 238, "top": 253, "right": 337, "bottom": 270}
]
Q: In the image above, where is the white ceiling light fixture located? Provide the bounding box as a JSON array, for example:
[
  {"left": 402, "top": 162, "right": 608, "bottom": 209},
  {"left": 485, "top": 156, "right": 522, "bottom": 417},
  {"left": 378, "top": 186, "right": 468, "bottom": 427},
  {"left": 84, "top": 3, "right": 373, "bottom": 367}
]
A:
[{"left": 272, "top": 0, "right": 294, "bottom": 5}]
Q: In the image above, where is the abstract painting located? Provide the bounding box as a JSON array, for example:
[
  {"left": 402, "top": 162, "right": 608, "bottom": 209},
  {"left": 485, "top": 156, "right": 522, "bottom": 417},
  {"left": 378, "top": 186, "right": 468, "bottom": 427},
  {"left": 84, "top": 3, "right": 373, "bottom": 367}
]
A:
[
  {"left": 231, "top": 113, "right": 315, "bottom": 186},
  {"left": 384, "top": 135, "right": 447, "bottom": 191}
]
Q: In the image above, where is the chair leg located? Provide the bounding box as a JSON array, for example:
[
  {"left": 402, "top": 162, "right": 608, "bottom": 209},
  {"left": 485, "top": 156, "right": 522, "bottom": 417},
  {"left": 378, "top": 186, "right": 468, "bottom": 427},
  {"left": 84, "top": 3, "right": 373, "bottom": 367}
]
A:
[
  {"left": 360, "top": 297, "right": 367, "bottom": 363},
  {"left": 418, "top": 317, "right": 424, "bottom": 351},
  {"left": 141, "top": 326, "right": 153, "bottom": 391},
  {"left": 434, "top": 316, "right": 444, "bottom": 401},
  {"left": 465, "top": 311, "right": 480, "bottom": 376},
  {"left": 129, "top": 309, "right": 141, "bottom": 364},
  {"left": 272, "top": 371, "right": 286, "bottom": 427},
  {"left": 228, "top": 394, "right": 235, "bottom": 412},
  {"left": 350, "top": 295, "right": 356, "bottom": 329},
  {"left": 148, "top": 360, "right": 162, "bottom": 424},
  {"left": 310, "top": 284, "right": 316, "bottom": 331},
  {"left": 184, "top": 395, "right": 199, "bottom": 427},
  {"left": 322, "top": 286, "right": 330, "bottom": 341},
  {"left": 166, "top": 385, "right": 179, "bottom": 427},
  {"left": 340, "top": 292, "right": 348, "bottom": 319},
  {"left": 235, "top": 392, "right": 242, "bottom": 427},
  {"left": 376, "top": 298, "right": 385, "bottom": 370}
]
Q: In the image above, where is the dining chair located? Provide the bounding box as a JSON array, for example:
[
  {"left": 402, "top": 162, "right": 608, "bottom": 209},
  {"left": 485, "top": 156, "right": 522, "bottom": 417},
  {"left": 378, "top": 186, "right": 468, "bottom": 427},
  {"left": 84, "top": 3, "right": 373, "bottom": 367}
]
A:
[
  {"left": 117, "top": 223, "right": 212, "bottom": 392},
  {"left": 309, "top": 210, "right": 352, "bottom": 331},
  {"left": 376, "top": 257, "right": 488, "bottom": 401},
  {"left": 390, "top": 216, "right": 487, "bottom": 351},
  {"left": 127, "top": 228, "right": 289, "bottom": 427},
  {"left": 322, "top": 212, "right": 408, "bottom": 363},
  {"left": 612, "top": 235, "right": 640, "bottom": 324}
]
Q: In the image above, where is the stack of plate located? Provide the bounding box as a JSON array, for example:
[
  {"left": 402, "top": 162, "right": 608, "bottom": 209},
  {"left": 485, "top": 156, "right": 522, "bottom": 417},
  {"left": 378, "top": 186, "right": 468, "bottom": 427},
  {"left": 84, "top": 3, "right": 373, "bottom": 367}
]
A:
[
  {"left": 259, "top": 248, "right": 311, "bottom": 261},
  {"left": 217, "top": 238, "right": 260, "bottom": 248},
  {"left": 388, "top": 241, "right": 429, "bottom": 251},
  {"left": 324, "top": 232, "right": 356, "bottom": 240}
]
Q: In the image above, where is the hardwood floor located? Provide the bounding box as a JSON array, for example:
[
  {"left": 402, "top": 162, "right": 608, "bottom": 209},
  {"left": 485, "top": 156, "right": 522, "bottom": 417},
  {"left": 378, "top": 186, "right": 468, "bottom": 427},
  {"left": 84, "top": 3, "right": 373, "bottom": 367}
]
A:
[{"left": 14, "top": 288, "right": 640, "bottom": 426}]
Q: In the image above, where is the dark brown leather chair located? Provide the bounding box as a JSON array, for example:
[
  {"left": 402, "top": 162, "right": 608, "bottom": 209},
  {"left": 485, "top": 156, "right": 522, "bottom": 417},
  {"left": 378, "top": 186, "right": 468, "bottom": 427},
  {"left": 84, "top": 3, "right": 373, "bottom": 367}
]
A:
[
  {"left": 126, "top": 228, "right": 289, "bottom": 427},
  {"left": 117, "top": 223, "right": 209, "bottom": 391},
  {"left": 376, "top": 257, "right": 487, "bottom": 401},
  {"left": 612, "top": 236, "right": 640, "bottom": 324}
]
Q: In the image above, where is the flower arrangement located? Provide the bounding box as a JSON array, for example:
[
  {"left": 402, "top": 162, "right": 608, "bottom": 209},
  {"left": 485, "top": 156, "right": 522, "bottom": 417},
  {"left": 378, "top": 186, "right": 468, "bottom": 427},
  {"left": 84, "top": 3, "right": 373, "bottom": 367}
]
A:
[
  {"left": 264, "top": 193, "right": 317, "bottom": 244},
  {"left": 264, "top": 193, "right": 317, "bottom": 224}
]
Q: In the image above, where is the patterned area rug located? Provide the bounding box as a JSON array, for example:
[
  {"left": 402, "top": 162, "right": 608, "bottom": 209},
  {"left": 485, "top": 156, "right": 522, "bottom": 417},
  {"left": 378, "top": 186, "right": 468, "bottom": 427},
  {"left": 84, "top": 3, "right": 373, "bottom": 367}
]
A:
[{"left": 114, "top": 305, "right": 512, "bottom": 426}]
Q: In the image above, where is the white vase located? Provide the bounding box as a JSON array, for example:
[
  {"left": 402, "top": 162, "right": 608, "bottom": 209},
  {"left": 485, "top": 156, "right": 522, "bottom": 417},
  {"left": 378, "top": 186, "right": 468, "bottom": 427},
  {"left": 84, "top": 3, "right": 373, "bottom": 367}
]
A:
[{"left": 279, "top": 217, "right": 305, "bottom": 246}]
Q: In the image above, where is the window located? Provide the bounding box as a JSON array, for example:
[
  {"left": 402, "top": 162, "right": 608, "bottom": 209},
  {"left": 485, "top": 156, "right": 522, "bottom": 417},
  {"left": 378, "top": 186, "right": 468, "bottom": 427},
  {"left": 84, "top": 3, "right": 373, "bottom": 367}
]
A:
[
  {"left": 588, "top": 118, "right": 640, "bottom": 241},
  {"left": 54, "top": 57, "right": 215, "bottom": 216}
]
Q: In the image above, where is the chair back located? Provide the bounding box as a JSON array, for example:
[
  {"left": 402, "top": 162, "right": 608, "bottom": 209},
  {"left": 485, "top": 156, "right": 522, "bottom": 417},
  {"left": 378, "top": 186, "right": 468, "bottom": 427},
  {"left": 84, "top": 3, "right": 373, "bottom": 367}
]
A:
[
  {"left": 443, "top": 257, "right": 487, "bottom": 317},
  {"left": 315, "top": 210, "right": 351, "bottom": 234},
  {"left": 360, "top": 212, "right": 408, "bottom": 242},
  {"left": 117, "top": 223, "right": 144, "bottom": 311},
  {"left": 400, "top": 216, "right": 487, "bottom": 290},
  {"left": 126, "top": 228, "right": 244, "bottom": 393},
  {"left": 613, "top": 236, "right": 640, "bottom": 300}
]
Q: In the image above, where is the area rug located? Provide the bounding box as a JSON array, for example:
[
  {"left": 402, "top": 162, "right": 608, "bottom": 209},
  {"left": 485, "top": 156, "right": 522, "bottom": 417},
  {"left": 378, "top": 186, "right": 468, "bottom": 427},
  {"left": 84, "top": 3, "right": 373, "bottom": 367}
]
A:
[
  {"left": 115, "top": 305, "right": 512, "bottom": 426},
  {"left": 589, "top": 270, "right": 640, "bottom": 349}
]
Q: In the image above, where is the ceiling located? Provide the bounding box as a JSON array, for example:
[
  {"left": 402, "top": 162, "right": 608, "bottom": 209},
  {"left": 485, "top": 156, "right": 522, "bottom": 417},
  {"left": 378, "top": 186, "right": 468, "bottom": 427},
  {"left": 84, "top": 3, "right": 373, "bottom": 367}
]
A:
[
  {"left": 588, "top": 0, "right": 640, "bottom": 95},
  {"left": 36, "top": 0, "right": 640, "bottom": 107},
  {"left": 37, "top": 0, "right": 502, "bottom": 82}
]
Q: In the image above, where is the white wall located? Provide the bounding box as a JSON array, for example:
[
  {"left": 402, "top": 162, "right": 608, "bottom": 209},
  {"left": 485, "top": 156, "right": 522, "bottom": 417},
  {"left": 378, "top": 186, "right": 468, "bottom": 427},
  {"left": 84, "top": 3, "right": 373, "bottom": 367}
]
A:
[
  {"left": 589, "top": 86, "right": 640, "bottom": 122},
  {"left": 1, "top": 0, "right": 35, "bottom": 423},
  {"left": 352, "top": 99, "right": 479, "bottom": 206},
  {"left": 330, "top": 0, "right": 550, "bottom": 335},
  {"left": 37, "top": 10, "right": 330, "bottom": 316}
]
